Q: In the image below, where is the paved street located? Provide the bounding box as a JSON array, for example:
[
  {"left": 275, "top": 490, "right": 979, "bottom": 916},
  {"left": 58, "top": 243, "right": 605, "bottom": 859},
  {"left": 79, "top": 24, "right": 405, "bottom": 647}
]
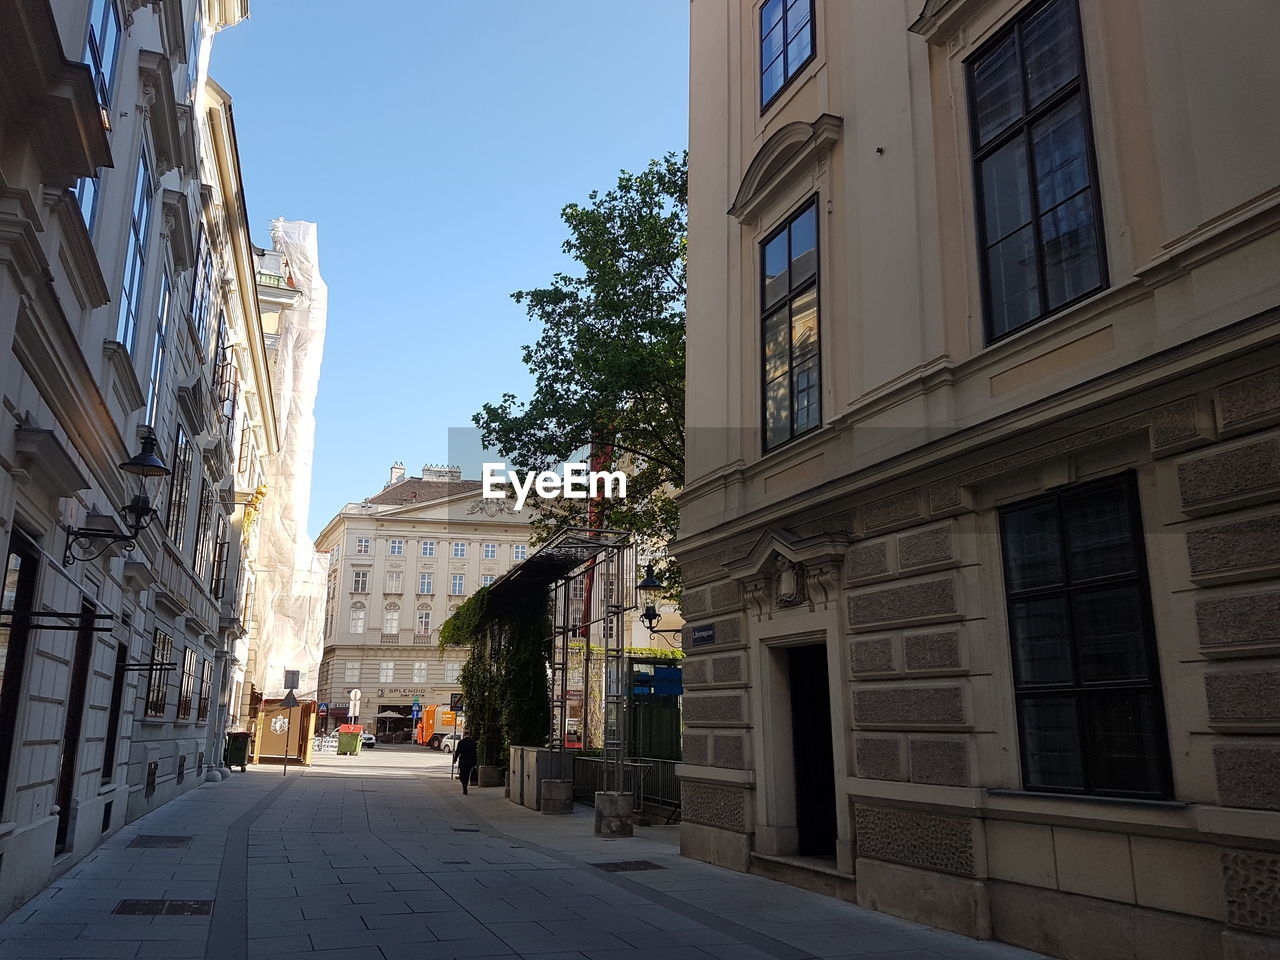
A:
[{"left": 0, "top": 747, "right": 1054, "bottom": 960}]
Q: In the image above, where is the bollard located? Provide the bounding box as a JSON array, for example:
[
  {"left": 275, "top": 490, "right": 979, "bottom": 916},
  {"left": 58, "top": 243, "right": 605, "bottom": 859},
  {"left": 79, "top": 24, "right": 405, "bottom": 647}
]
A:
[
  {"left": 540, "top": 779, "right": 574, "bottom": 815},
  {"left": 593, "top": 791, "right": 634, "bottom": 837}
]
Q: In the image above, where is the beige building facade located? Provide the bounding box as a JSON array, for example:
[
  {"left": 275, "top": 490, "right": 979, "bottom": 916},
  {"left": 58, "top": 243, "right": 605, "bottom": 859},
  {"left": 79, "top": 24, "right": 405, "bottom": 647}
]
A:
[
  {"left": 314, "top": 466, "right": 533, "bottom": 730},
  {"left": 678, "top": 1, "right": 1280, "bottom": 958}
]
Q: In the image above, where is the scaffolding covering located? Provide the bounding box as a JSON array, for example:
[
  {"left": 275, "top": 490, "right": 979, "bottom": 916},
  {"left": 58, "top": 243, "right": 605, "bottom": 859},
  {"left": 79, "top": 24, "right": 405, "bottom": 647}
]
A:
[{"left": 252, "top": 219, "right": 328, "bottom": 698}]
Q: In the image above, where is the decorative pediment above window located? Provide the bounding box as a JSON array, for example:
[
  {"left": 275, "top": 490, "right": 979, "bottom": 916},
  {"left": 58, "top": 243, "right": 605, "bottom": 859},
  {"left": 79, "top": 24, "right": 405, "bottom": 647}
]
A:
[
  {"left": 729, "top": 114, "right": 842, "bottom": 225},
  {"left": 725, "top": 525, "right": 850, "bottom": 617},
  {"left": 176, "top": 377, "right": 211, "bottom": 435},
  {"left": 162, "top": 188, "right": 196, "bottom": 270},
  {"left": 138, "top": 50, "right": 184, "bottom": 175},
  {"left": 909, "top": 0, "right": 984, "bottom": 44},
  {"left": 13, "top": 427, "right": 90, "bottom": 499}
]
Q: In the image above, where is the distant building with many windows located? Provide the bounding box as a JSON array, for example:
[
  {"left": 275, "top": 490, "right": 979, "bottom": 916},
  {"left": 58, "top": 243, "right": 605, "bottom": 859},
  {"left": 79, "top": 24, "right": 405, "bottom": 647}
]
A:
[{"left": 313, "top": 465, "right": 532, "bottom": 733}]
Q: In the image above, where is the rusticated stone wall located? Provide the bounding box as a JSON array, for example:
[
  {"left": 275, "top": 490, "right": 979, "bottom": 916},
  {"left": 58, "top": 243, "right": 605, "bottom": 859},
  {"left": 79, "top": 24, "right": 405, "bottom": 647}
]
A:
[
  {"left": 845, "top": 516, "right": 973, "bottom": 789},
  {"left": 682, "top": 781, "right": 747, "bottom": 832},
  {"left": 1222, "top": 851, "right": 1280, "bottom": 935},
  {"left": 854, "top": 804, "right": 976, "bottom": 876}
]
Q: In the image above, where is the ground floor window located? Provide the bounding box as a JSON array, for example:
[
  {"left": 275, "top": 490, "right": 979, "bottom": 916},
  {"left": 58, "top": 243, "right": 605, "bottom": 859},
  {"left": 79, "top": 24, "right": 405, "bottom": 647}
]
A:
[{"left": 998, "top": 473, "right": 1172, "bottom": 799}]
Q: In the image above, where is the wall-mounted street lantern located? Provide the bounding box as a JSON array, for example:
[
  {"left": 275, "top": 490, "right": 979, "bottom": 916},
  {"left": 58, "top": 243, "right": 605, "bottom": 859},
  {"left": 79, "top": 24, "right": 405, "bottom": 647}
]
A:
[
  {"left": 636, "top": 562, "right": 683, "bottom": 638},
  {"left": 62, "top": 433, "right": 171, "bottom": 566}
]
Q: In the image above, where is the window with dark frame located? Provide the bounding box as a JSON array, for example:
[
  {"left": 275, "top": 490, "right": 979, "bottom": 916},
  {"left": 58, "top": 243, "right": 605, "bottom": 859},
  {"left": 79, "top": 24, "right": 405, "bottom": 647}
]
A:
[
  {"left": 177, "top": 646, "right": 196, "bottom": 720},
  {"left": 761, "top": 198, "right": 820, "bottom": 450},
  {"left": 101, "top": 643, "right": 128, "bottom": 781},
  {"left": 210, "top": 511, "right": 229, "bottom": 598},
  {"left": 998, "top": 474, "right": 1172, "bottom": 799},
  {"left": 191, "top": 232, "right": 214, "bottom": 343},
  {"left": 192, "top": 477, "right": 214, "bottom": 576},
  {"left": 213, "top": 315, "right": 239, "bottom": 440},
  {"left": 166, "top": 427, "right": 192, "bottom": 548},
  {"left": 197, "top": 659, "right": 212, "bottom": 722},
  {"left": 0, "top": 534, "right": 40, "bottom": 818},
  {"left": 761, "top": 0, "right": 815, "bottom": 108},
  {"left": 967, "top": 0, "right": 1106, "bottom": 342},
  {"left": 145, "top": 629, "right": 174, "bottom": 718}
]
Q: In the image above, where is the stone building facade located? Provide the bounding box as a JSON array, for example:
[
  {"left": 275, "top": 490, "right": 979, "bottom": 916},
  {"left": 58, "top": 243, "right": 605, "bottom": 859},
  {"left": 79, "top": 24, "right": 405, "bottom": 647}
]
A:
[
  {"left": 0, "top": 0, "right": 287, "bottom": 918},
  {"left": 678, "top": 1, "right": 1280, "bottom": 958},
  {"left": 314, "top": 466, "right": 532, "bottom": 730}
]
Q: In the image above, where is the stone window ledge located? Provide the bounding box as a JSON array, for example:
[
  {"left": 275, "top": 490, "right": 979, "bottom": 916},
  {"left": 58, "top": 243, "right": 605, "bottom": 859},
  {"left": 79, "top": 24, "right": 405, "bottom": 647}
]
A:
[{"left": 986, "top": 788, "right": 1187, "bottom": 811}]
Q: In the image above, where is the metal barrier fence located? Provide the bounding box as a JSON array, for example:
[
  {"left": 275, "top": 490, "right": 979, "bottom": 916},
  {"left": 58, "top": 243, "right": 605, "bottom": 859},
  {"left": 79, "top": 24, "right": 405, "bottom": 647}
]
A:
[{"left": 571, "top": 754, "right": 681, "bottom": 818}]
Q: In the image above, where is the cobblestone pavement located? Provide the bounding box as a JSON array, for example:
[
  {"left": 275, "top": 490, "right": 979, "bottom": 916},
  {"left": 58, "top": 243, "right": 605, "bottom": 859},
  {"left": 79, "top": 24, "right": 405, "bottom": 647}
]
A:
[{"left": 0, "top": 746, "right": 1055, "bottom": 960}]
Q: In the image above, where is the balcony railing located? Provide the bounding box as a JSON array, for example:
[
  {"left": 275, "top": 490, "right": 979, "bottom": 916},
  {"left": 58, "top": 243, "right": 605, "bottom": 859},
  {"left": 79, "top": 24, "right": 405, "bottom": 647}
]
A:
[
  {"left": 255, "top": 271, "right": 290, "bottom": 289},
  {"left": 379, "top": 633, "right": 400, "bottom": 645}
]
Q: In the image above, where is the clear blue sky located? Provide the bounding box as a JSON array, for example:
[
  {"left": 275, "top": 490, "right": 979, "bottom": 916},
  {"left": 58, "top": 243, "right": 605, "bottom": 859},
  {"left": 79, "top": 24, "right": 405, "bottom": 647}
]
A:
[{"left": 210, "top": 1, "right": 690, "bottom": 539}]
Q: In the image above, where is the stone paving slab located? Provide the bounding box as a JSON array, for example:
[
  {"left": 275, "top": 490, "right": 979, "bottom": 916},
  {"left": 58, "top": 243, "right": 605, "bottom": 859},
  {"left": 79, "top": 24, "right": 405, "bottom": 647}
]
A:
[{"left": 0, "top": 747, "right": 1058, "bottom": 960}]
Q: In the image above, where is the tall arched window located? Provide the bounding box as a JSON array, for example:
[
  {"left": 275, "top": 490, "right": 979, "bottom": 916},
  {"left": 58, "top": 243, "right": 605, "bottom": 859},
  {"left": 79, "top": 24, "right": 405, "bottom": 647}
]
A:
[
  {"left": 349, "top": 602, "right": 366, "bottom": 634},
  {"left": 383, "top": 602, "right": 400, "bottom": 634}
]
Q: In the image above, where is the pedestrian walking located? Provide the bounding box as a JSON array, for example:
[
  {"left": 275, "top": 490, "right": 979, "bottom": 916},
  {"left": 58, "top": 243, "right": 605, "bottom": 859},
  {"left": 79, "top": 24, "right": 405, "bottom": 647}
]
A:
[{"left": 452, "top": 729, "right": 477, "bottom": 795}]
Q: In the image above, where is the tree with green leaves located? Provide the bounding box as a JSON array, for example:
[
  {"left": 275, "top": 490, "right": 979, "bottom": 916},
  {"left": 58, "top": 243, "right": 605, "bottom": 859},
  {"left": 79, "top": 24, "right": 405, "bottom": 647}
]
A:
[{"left": 474, "top": 152, "right": 686, "bottom": 564}]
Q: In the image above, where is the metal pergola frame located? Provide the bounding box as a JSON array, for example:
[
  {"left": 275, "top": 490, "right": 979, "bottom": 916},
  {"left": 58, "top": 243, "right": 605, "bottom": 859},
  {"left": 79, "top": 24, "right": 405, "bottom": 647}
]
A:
[{"left": 488, "top": 527, "right": 637, "bottom": 793}]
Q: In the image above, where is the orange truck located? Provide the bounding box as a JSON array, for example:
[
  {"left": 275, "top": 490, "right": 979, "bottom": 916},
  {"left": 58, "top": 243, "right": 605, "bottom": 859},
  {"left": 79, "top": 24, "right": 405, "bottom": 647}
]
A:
[{"left": 415, "top": 705, "right": 463, "bottom": 749}]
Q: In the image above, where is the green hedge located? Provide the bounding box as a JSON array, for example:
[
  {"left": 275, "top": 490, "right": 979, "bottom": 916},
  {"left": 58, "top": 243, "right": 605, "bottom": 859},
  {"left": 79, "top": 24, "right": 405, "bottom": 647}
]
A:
[{"left": 440, "top": 583, "right": 552, "bottom": 767}]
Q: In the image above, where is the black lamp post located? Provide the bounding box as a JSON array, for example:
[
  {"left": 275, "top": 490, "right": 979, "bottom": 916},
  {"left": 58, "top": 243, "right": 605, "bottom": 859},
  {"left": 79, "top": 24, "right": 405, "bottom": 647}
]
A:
[
  {"left": 636, "top": 562, "right": 682, "bottom": 637},
  {"left": 63, "top": 432, "right": 171, "bottom": 566}
]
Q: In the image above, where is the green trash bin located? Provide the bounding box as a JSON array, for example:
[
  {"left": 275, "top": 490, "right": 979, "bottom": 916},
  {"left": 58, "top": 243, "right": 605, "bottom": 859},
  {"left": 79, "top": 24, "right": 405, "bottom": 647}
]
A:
[
  {"left": 336, "top": 731, "right": 362, "bottom": 756},
  {"left": 225, "top": 731, "right": 251, "bottom": 772}
]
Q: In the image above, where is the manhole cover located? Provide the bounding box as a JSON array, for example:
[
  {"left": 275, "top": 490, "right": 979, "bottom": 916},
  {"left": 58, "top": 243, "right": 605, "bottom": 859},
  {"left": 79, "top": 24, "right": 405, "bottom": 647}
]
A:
[
  {"left": 592, "top": 860, "right": 666, "bottom": 873},
  {"left": 113, "top": 899, "right": 213, "bottom": 916},
  {"left": 452, "top": 827, "right": 480, "bottom": 833},
  {"left": 113, "top": 900, "right": 168, "bottom": 915},
  {"left": 129, "top": 835, "right": 192, "bottom": 849}
]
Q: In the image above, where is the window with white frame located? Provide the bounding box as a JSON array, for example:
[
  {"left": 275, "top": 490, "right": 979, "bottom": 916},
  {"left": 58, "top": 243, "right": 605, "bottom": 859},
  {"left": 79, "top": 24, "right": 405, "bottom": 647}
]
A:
[
  {"left": 344, "top": 660, "right": 360, "bottom": 683},
  {"left": 116, "top": 153, "right": 153, "bottom": 351},
  {"left": 421, "top": 540, "right": 436, "bottom": 557},
  {"left": 355, "top": 537, "right": 370, "bottom": 555},
  {"left": 416, "top": 610, "right": 431, "bottom": 634},
  {"left": 349, "top": 603, "right": 366, "bottom": 634},
  {"left": 383, "top": 604, "right": 400, "bottom": 634},
  {"left": 571, "top": 578, "right": 585, "bottom": 600},
  {"left": 352, "top": 569, "right": 369, "bottom": 592},
  {"left": 418, "top": 572, "right": 433, "bottom": 594},
  {"left": 73, "top": 0, "right": 122, "bottom": 230},
  {"left": 412, "top": 662, "right": 427, "bottom": 683},
  {"left": 144, "top": 267, "right": 171, "bottom": 425},
  {"left": 444, "top": 662, "right": 461, "bottom": 684},
  {"left": 389, "top": 539, "right": 405, "bottom": 556},
  {"left": 514, "top": 544, "right": 527, "bottom": 561},
  {"left": 483, "top": 543, "right": 497, "bottom": 559},
  {"left": 482, "top": 575, "right": 495, "bottom": 588},
  {"left": 450, "top": 574, "right": 465, "bottom": 595},
  {"left": 379, "top": 662, "right": 394, "bottom": 682},
  {"left": 385, "top": 571, "right": 403, "bottom": 593},
  {"left": 452, "top": 542, "right": 466, "bottom": 558}
]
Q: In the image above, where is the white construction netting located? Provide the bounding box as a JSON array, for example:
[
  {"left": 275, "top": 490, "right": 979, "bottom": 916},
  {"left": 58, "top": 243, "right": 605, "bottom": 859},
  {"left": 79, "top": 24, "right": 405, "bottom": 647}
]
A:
[{"left": 251, "top": 219, "right": 329, "bottom": 699}]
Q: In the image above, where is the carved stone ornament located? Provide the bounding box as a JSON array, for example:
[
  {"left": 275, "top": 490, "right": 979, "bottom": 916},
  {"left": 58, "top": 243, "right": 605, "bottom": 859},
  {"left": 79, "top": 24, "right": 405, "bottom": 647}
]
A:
[
  {"left": 774, "top": 556, "right": 806, "bottom": 608},
  {"left": 467, "top": 499, "right": 517, "bottom": 517}
]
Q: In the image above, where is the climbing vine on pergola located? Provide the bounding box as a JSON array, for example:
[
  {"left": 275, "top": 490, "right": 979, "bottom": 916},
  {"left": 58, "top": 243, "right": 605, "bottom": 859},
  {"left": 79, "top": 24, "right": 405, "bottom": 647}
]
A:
[{"left": 439, "top": 583, "right": 552, "bottom": 767}]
